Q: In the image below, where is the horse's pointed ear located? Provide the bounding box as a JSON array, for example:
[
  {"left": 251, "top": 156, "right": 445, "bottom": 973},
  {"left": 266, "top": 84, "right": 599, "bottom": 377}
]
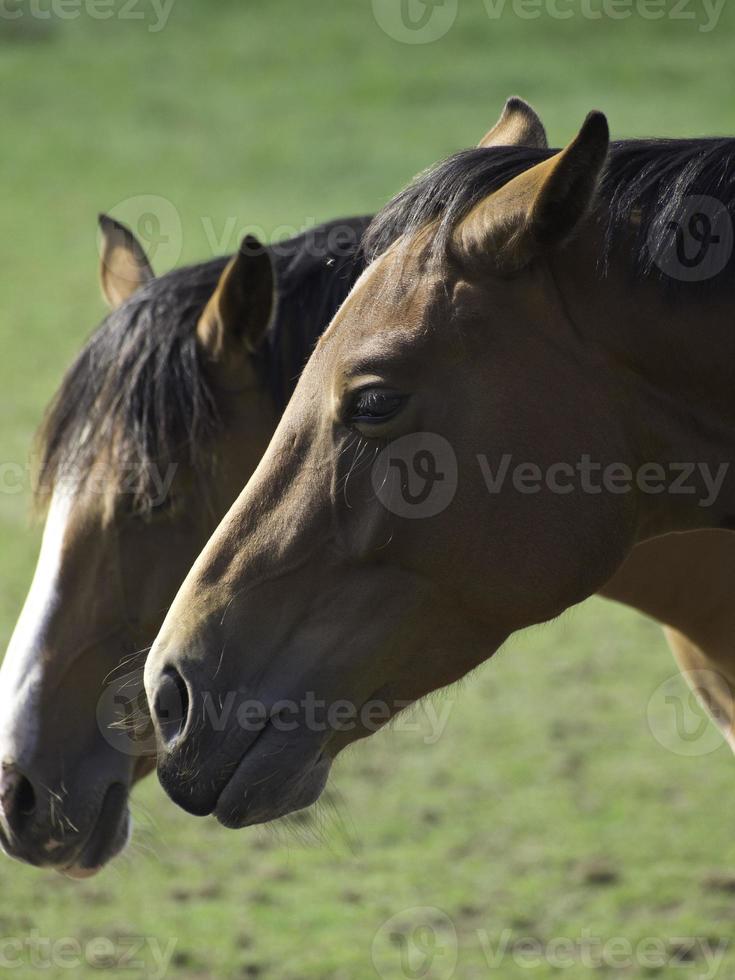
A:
[
  {"left": 98, "top": 213, "right": 154, "bottom": 309},
  {"left": 457, "top": 111, "right": 609, "bottom": 274},
  {"left": 477, "top": 96, "right": 548, "bottom": 149},
  {"left": 196, "top": 235, "right": 274, "bottom": 364}
]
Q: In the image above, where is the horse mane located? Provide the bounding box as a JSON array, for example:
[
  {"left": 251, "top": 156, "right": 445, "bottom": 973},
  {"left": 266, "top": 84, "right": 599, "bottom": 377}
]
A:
[
  {"left": 35, "top": 258, "right": 226, "bottom": 516},
  {"left": 363, "top": 138, "right": 735, "bottom": 287},
  {"left": 35, "top": 217, "right": 369, "bottom": 515},
  {"left": 262, "top": 217, "right": 369, "bottom": 408},
  {"left": 42, "top": 133, "right": 735, "bottom": 516}
]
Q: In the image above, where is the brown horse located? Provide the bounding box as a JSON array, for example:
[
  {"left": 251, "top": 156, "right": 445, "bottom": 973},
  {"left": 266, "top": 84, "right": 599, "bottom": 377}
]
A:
[
  {"left": 0, "top": 214, "right": 367, "bottom": 876},
  {"left": 144, "top": 109, "right": 735, "bottom": 829}
]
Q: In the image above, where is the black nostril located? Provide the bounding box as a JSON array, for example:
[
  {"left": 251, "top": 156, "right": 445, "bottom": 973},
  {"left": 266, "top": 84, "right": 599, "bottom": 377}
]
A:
[
  {"left": 0, "top": 765, "right": 37, "bottom": 835},
  {"left": 153, "top": 668, "right": 190, "bottom": 747},
  {"left": 15, "top": 778, "right": 35, "bottom": 817}
]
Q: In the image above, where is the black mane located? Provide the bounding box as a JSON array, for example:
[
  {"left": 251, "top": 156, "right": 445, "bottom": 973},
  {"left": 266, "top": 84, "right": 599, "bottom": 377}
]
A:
[
  {"left": 39, "top": 138, "right": 735, "bottom": 513},
  {"left": 262, "top": 217, "right": 369, "bottom": 408},
  {"left": 36, "top": 217, "right": 369, "bottom": 512},
  {"left": 364, "top": 138, "right": 735, "bottom": 285}
]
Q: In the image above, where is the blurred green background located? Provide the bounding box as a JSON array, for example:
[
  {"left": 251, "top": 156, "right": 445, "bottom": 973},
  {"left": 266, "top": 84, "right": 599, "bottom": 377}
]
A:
[{"left": 2, "top": 1, "right": 735, "bottom": 977}]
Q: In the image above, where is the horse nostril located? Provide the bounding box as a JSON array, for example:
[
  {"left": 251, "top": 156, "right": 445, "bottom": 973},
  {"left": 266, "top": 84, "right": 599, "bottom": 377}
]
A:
[
  {"left": 15, "top": 778, "right": 35, "bottom": 817},
  {"left": 153, "top": 668, "right": 190, "bottom": 747},
  {"left": 0, "top": 765, "right": 37, "bottom": 835}
]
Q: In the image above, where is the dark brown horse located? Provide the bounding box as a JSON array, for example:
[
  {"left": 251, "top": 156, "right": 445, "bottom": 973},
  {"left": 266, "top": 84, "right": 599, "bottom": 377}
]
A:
[{"left": 144, "top": 110, "right": 735, "bottom": 829}]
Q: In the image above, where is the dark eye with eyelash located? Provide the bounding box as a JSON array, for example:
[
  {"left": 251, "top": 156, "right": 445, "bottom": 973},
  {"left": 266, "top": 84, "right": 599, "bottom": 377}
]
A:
[
  {"left": 347, "top": 388, "right": 407, "bottom": 426},
  {"left": 118, "top": 494, "right": 177, "bottom": 522}
]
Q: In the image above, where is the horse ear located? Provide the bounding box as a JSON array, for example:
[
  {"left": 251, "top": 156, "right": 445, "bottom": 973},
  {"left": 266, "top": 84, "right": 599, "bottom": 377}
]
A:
[
  {"left": 477, "top": 96, "right": 548, "bottom": 149},
  {"left": 98, "top": 213, "right": 154, "bottom": 309},
  {"left": 456, "top": 111, "right": 609, "bottom": 273},
  {"left": 196, "top": 235, "right": 274, "bottom": 364}
]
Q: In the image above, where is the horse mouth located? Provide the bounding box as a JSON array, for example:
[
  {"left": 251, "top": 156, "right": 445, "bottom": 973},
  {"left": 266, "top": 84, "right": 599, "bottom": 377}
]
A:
[
  {"left": 213, "top": 742, "right": 331, "bottom": 830},
  {"left": 61, "top": 783, "right": 130, "bottom": 879},
  {"left": 157, "top": 715, "right": 331, "bottom": 829}
]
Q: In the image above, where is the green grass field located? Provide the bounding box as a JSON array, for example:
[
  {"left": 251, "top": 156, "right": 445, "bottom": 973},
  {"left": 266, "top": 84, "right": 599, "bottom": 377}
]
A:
[{"left": 2, "top": 1, "right": 735, "bottom": 977}]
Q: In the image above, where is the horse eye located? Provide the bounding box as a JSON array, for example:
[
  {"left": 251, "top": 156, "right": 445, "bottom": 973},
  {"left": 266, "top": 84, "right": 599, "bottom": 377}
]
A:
[
  {"left": 348, "top": 388, "right": 407, "bottom": 426},
  {"left": 120, "top": 495, "right": 177, "bottom": 522}
]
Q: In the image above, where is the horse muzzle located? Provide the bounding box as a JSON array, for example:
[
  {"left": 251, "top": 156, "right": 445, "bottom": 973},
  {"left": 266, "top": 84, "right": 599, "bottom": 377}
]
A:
[
  {"left": 147, "top": 653, "right": 333, "bottom": 826},
  {"left": 0, "top": 761, "right": 130, "bottom": 876}
]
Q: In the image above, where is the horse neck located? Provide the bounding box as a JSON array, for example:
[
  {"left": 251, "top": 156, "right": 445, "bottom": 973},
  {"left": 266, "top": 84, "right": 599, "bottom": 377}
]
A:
[{"left": 550, "top": 228, "right": 735, "bottom": 537}]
